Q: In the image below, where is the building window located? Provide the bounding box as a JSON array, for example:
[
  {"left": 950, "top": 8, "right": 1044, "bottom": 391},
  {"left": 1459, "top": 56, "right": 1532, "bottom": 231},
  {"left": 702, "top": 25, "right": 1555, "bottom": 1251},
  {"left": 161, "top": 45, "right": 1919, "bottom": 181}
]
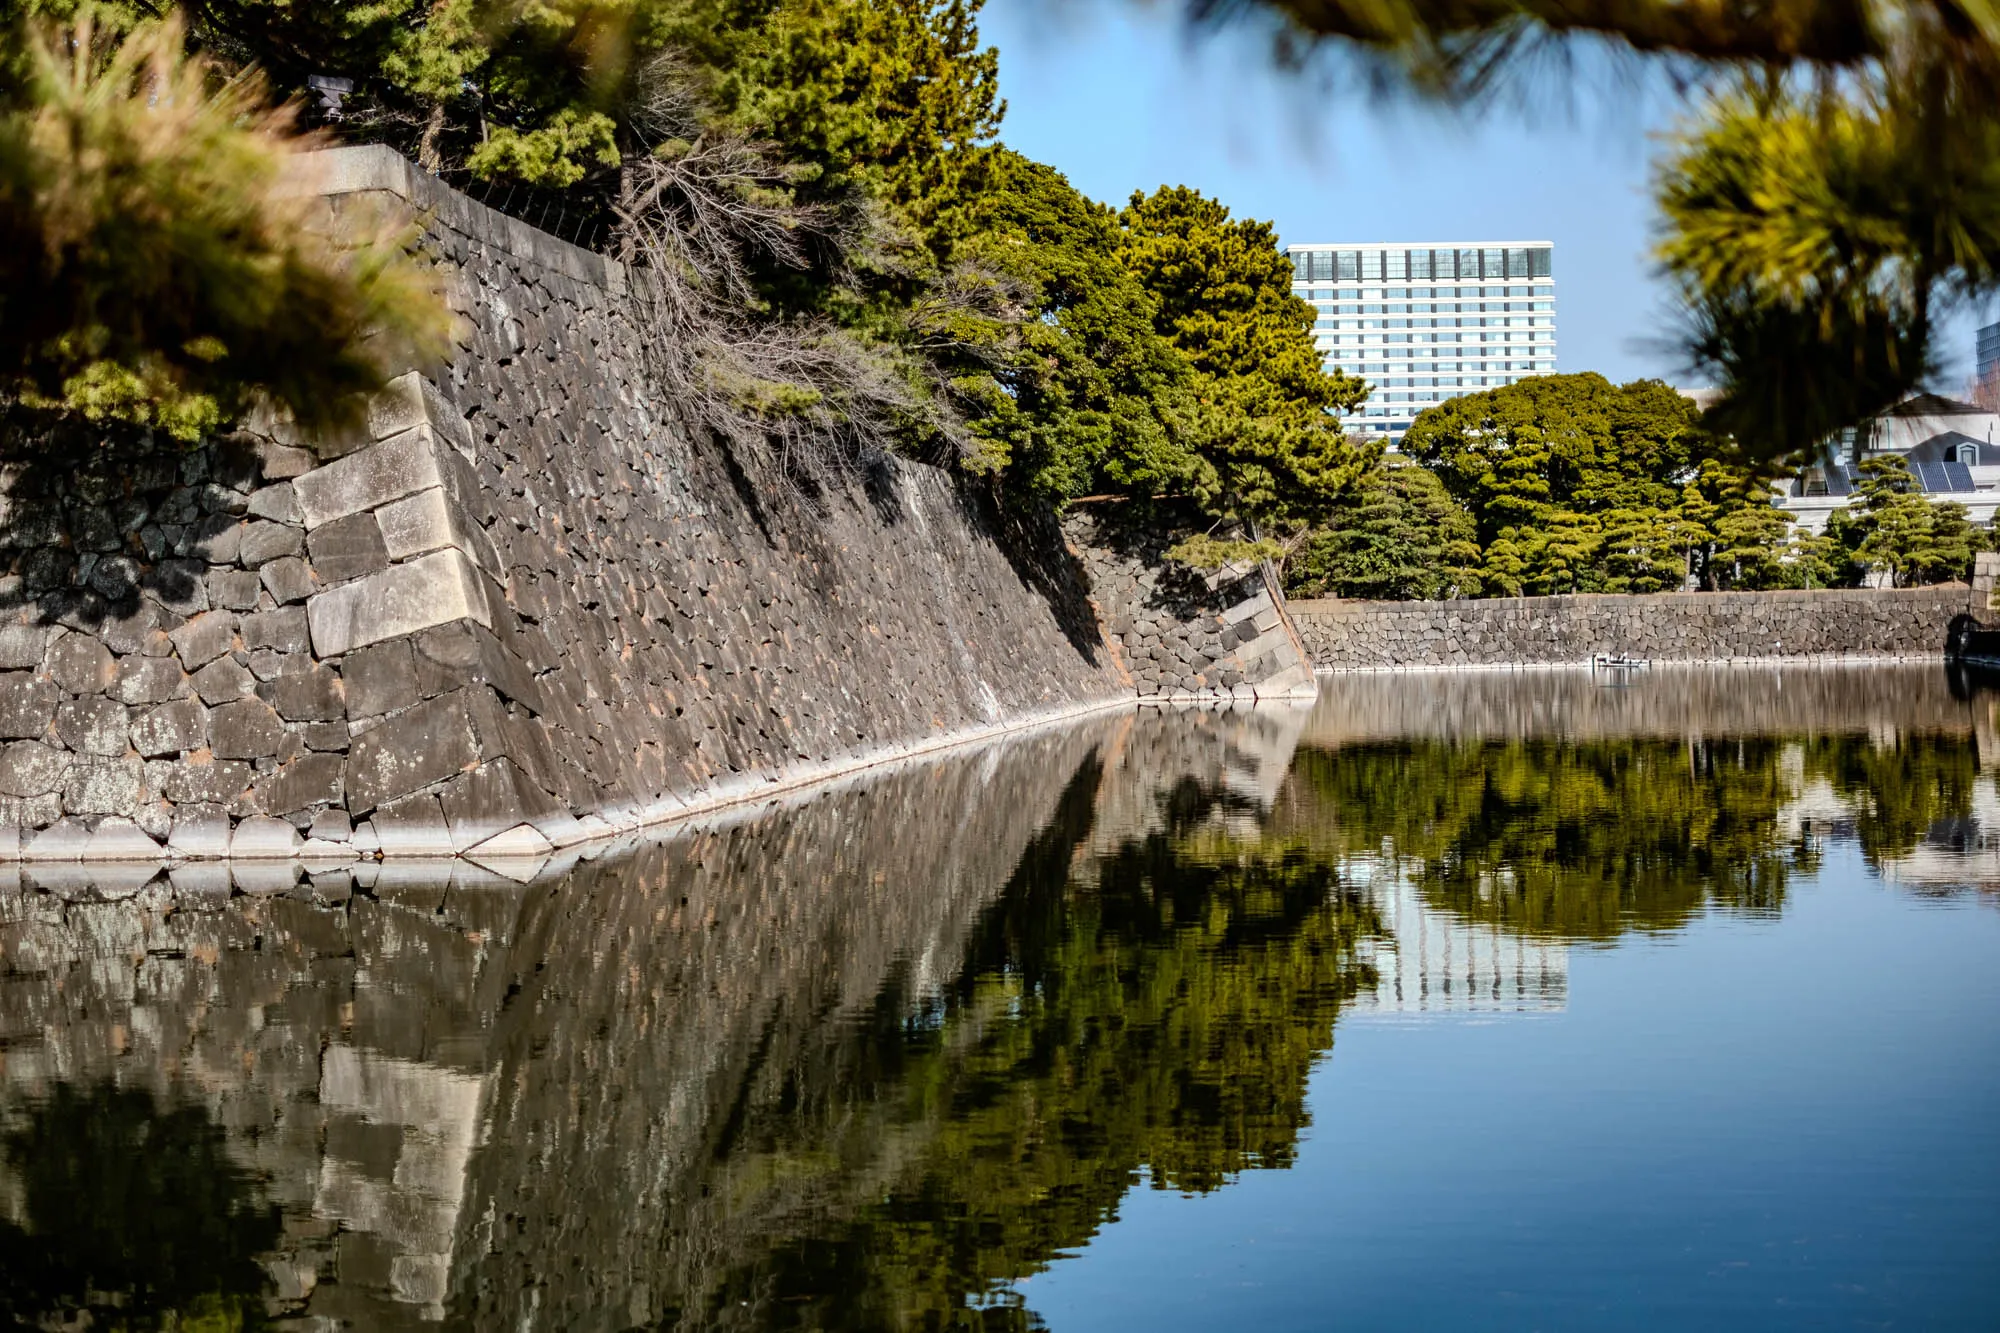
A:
[{"left": 1957, "top": 442, "right": 1979, "bottom": 466}]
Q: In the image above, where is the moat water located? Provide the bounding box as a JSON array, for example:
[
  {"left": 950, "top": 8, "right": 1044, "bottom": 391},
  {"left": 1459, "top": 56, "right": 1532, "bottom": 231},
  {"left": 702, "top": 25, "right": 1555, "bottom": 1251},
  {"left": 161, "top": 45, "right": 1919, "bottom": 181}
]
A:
[{"left": 1, "top": 664, "right": 1997, "bottom": 1330}]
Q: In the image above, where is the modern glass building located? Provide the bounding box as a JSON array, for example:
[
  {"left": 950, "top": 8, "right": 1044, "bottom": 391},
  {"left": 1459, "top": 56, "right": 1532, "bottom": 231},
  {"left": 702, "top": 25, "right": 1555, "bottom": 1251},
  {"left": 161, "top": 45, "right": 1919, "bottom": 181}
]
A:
[
  {"left": 1979, "top": 320, "right": 2000, "bottom": 393},
  {"left": 1284, "top": 241, "right": 1558, "bottom": 443}
]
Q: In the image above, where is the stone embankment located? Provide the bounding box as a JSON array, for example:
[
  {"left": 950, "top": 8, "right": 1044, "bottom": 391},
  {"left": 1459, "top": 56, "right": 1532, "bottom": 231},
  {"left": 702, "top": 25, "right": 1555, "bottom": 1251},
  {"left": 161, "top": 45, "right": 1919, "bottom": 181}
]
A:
[
  {"left": 0, "top": 146, "right": 1313, "bottom": 862},
  {"left": 1064, "top": 503, "right": 1314, "bottom": 700},
  {"left": 1291, "top": 586, "right": 1974, "bottom": 672}
]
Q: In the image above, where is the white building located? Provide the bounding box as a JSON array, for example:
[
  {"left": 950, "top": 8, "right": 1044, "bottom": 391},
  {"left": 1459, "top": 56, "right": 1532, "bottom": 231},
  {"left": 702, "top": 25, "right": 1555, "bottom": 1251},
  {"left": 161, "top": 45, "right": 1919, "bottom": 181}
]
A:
[
  {"left": 1780, "top": 392, "right": 2000, "bottom": 534},
  {"left": 1283, "top": 241, "right": 1559, "bottom": 443}
]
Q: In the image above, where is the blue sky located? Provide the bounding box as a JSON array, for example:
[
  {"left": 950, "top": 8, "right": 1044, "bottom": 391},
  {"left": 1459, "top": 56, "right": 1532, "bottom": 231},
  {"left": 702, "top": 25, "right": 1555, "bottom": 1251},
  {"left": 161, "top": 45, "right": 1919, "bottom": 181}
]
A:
[{"left": 980, "top": 0, "right": 1989, "bottom": 392}]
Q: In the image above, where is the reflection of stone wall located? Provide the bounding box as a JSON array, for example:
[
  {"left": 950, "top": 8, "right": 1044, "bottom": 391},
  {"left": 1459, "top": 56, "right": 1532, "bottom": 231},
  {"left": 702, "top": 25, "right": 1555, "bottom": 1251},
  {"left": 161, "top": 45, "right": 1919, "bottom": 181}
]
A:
[
  {"left": 1293, "top": 586, "right": 1971, "bottom": 671},
  {"left": 1304, "top": 662, "right": 1978, "bottom": 750},
  {"left": 8, "top": 706, "right": 1296, "bottom": 1327}
]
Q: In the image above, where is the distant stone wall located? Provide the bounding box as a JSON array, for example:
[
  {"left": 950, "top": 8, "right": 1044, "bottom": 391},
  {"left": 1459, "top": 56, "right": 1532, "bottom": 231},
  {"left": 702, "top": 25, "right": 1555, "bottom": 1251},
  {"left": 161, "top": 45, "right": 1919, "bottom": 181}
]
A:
[{"left": 1292, "top": 586, "right": 1974, "bottom": 672}]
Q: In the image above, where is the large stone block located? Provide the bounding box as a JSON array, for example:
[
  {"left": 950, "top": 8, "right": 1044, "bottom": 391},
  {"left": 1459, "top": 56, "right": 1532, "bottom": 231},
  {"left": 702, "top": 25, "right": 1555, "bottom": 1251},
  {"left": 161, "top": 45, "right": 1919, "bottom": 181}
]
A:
[
  {"left": 238, "top": 520, "right": 305, "bottom": 567},
  {"left": 0, "top": 624, "right": 49, "bottom": 670},
  {"left": 439, "top": 757, "right": 559, "bottom": 850},
  {"left": 63, "top": 756, "right": 143, "bottom": 815},
  {"left": 343, "top": 690, "right": 481, "bottom": 812},
  {"left": 231, "top": 814, "right": 302, "bottom": 858},
  {"left": 170, "top": 610, "right": 238, "bottom": 669},
  {"left": 45, "top": 634, "right": 116, "bottom": 695},
  {"left": 306, "top": 512, "right": 391, "bottom": 584},
  {"left": 163, "top": 757, "right": 254, "bottom": 805},
  {"left": 0, "top": 673, "right": 57, "bottom": 740},
  {"left": 113, "top": 655, "right": 186, "bottom": 706},
  {"left": 208, "top": 569, "right": 263, "bottom": 611},
  {"left": 258, "top": 753, "right": 345, "bottom": 815},
  {"left": 257, "top": 665, "right": 345, "bottom": 722},
  {"left": 0, "top": 742, "right": 70, "bottom": 798},
  {"left": 242, "top": 606, "right": 311, "bottom": 654},
  {"left": 210, "top": 698, "right": 285, "bottom": 759},
  {"left": 166, "top": 803, "right": 231, "bottom": 857},
  {"left": 374, "top": 486, "right": 458, "bottom": 562},
  {"left": 340, "top": 640, "right": 421, "bottom": 718},
  {"left": 246, "top": 482, "right": 301, "bottom": 524},
  {"left": 131, "top": 699, "right": 209, "bottom": 757},
  {"left": 370, "top": 790, "right": 455, "bottom": 856},
  {"left": 292, "top": 427, "right": 446, "bottom": 529},
  {"left": 307, "top": 549, "right": 492, "bottom": 657},
  {"left": 191, "top": 655, "right": 257, "bottom": 705},
  {"left": 54, "top": 696, "right": 129, "bottom": 757},
  {"left": 260, "top": 556, "right": 316, "bottom": 605}
]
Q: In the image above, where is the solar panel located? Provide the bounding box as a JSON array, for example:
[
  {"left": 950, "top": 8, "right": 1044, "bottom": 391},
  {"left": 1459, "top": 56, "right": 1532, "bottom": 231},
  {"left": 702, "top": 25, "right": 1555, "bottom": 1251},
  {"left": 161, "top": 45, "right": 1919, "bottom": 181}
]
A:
[
  {"left": 1941, "top": 460, "right": 1976, "bottom": 492},
  {"left": 1824, "top": 465, "right": 1853, "bottom": 497},
  {"left": 1915, "top": 460, "right": 1947, "bottom": 493}
]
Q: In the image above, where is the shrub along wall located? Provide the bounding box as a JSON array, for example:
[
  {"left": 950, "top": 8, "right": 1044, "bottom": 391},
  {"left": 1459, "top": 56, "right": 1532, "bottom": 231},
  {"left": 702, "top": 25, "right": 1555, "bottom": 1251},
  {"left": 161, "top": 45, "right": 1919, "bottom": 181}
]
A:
[
  {"left": 0, "top": 147, "right": 1314, "bottom": 863},
  {"left": 1292, "top": 586, "right": 1976, "bottom": 671}
]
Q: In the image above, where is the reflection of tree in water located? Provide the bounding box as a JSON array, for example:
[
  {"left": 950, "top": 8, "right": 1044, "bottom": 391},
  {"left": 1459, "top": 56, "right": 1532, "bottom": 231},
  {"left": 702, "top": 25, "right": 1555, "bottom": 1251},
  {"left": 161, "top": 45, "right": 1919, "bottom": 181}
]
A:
[
  {"left": 1801, "top": 733, "right": 1982, "bottom": 869},
  {"left": 676, "top": 762, "right": 1380, "bottom": 1331},
  {"left": 1291, "top": 738, "right": 1814, "bottom": 941},
  {"left": 0, "top": 1082, "right": 279, "bottom": 1331}
]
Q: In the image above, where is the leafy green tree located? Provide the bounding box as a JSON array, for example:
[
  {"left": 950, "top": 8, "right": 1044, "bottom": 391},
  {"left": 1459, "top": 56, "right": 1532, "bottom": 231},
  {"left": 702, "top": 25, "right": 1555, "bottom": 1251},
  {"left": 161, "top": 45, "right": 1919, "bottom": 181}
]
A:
[
  {"left": 1284, "top": 460, "right": 1481, "bottom": 599},
  {"left": 949, "top": 151, "right": 1196, "bottom": 502},
  {"left": 1405, "top": 373, "right": 1736, "bottom": 595},
  {"left": 1115, "top": 185, "right": 1374, "bottom": 530},
  {"left": 1826, "top": 455, "right": 1977, "bottom": 587},
  {"left": 0, "top": 11, "right": 446, "bottom": 440}
]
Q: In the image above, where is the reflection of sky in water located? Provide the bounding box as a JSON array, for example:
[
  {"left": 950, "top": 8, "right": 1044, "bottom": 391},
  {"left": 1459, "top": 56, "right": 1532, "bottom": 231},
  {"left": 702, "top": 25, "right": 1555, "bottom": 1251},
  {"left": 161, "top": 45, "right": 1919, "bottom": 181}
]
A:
[
  {"left": 0, "top": 667, "right": 1995, "bottom": 1330},
  {"left": 1026, "top": 842, "right": 2000, "bottom": 1331}
]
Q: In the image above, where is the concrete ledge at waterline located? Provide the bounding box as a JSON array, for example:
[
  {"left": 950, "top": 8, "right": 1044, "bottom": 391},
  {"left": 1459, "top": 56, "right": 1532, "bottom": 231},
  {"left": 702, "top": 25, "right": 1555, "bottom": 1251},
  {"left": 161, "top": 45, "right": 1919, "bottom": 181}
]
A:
[{"left": 0, "top": 692, "right": 1151, "bottom": 864}]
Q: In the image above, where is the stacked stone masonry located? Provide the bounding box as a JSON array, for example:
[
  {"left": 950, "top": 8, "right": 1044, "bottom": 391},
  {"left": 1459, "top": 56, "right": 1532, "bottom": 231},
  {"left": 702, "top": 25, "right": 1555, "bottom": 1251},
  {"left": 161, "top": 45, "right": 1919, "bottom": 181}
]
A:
[
  {"left": 1062, "top": 505, "right": 1315, "bottom": 701},
  {"left": 0, "top": 146, "right": 1315, "bottom": 862},
  {"left": 1292, "top": 587, "right": 1975, "bottom": 672}
]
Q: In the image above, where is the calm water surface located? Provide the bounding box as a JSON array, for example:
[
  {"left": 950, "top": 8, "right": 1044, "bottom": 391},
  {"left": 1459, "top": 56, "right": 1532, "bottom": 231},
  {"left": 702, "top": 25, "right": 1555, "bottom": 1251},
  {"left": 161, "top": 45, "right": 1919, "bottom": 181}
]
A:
[{"left": 1, "top": 664, "right": 1997, "bottom": 1330}]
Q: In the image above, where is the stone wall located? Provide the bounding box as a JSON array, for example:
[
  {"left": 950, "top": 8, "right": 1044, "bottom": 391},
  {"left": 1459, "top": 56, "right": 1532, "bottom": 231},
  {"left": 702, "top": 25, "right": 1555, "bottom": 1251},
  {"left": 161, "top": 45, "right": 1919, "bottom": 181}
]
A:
[
  {"left": 1062, "top": 502, "right": 1314, "bottom": 701},
  {"left": 0, "top": 146, "right": 1320, "bottom": 862},
  {"left": 1292, "top": 586, "right": 1975, "bottom": 672}
]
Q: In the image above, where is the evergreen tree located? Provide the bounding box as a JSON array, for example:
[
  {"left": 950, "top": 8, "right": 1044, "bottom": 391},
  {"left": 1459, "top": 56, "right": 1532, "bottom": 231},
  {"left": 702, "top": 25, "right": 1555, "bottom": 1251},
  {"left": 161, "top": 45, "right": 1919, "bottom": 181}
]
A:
[
  {"left": 1404, "top": 373, "right": 1726, "bottom": 595},
  {"left": 0, "top": 11, "right": 446, "bottom": 441},
  {"left": 1285, "top": 462, "right": 1480, "bottom": 600},
  {"left": 1827, "top": 455, "right": 1977, "bottom": 587},
  {"left": 1115, "top": 186, "right": 1374, "bottom": 530}
]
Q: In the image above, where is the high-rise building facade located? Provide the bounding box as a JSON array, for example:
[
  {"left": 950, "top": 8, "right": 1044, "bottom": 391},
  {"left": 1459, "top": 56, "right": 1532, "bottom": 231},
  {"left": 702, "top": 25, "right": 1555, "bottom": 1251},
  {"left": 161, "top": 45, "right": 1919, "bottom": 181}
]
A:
[
  {"left": 1979, "top": 320, "right": 2000, "bottom": 396},
  {"left": 1285, "top": 241, "right": 1557, "bottom": 443}
]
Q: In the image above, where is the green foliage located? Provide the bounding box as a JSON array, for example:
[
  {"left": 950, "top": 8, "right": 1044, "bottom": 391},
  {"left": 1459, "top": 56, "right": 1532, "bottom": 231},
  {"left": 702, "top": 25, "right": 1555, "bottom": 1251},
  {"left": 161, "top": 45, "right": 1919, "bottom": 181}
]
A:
[
  {"left": 0, "top": 11, "right": 447, "bottom": 440},
  {"left": 1115, "top": 185, "right": 1376, "bottom": 525},
  {"left": 1403, "top": 372, "right": 1787, "bottom": 595},
  {"left": 1655, "top": 76, "right": 2000, "bottom": 458},
  {"left": 950, "top": 150, "right": 1195, "bottom": 501},
  {"left": 948, "top": 156, "right": 1371, "bottom": 530},
  {"left": 685, "top": 765, "right": 1378, "bottom": 1327},
  {"left": 1825, "top": 454, "right": 1978, "bottom": 587},
  {"left": 0, "top": 1082, "right": 281, "bottom": 1330},
  {"left": 722, "top": 0, "right": 1003, "bottom": 248},
  {"left": 1284, "top": 459, "right": 1480, "bottom": 599}
]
